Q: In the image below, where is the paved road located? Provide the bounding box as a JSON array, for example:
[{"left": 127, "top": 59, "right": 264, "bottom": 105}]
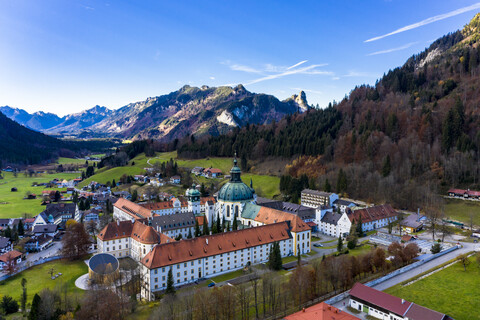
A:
[{"left": 331, "top": 240, "right": 477, "bottom": 315}]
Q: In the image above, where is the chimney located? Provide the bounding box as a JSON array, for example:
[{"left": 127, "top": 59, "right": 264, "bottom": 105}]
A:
[
  {"left": 206, "top": 238, "right": 209, "bottom": 245},
  {"left": 402, "top": 299, "right": 405, "bottom": 304},
  {"left": 302, "top": 308, "right": 305, "bottom": 313},
  {"left": 117, "top": 220, "right": 120, "bottom": 226}
]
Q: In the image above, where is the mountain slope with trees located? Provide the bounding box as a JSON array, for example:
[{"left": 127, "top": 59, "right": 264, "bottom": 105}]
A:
[{"left": 179, "top": 14, "right": 480, "bottom": 210}]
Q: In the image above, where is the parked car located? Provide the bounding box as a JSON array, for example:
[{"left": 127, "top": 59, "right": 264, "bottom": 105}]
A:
[
  {"left": 313, "top": 243, "right": 323, "bottom": 247},
  {"left": 208, "top": 282, "right": 215, "bottom": 287}
]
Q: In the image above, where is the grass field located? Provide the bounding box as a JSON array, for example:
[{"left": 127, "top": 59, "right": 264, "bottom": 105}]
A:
[
  {"left": 385, "top": 256, "right": 480, "bottom": 320},
  {"left": 0, "top": 259, "right": 88, "bottom": 302},
  {"left": 445, "top": 198, "right": 480, "bottom": 226},
  {"left": 56, "top": 157, "right": 87, "bottom": 165},
  {"left": 0, "top": 172, "right": 81, "bottom": 218}
]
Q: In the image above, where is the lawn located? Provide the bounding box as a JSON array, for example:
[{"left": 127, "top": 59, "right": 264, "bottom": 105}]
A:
[
  {"left": 348, "top": 244, "right": 372, "bottom": 256},
  {"left": 445, "top": 198, "right": 480, "bottom": 226},
  {"left": 385, "top": 256, "right": 480, "bottom": 320},
  {"left": 282, "top": 255, "right": 298, "bottom": 264},
  {"left": 0, "top": 259, "right": 88, "bottom": 302},
  {"left": 78, "top": 166, "right": 145, "bottom": 188},
  {"left": 0, "top": 172, "right": 81, "bottom": 218}
]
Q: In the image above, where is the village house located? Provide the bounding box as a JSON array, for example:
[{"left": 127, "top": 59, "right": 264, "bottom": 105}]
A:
[
  {"left": 333, "top": 199, "right": 357, "bottom": 214},
  {"left": 191, "top": 167, "right": 204, "bottom": 175},
  {"left": 400, "top": 213, "right": 425, "bottom": 234},
  {"left": 349, "top": 282, "right": 453, "bottom": 320},
  {"left": 203, "top": 168, "right": 222, "bottom": 178},
  {"left": 32, "top": 224, "right": 58, "bottom": 237},
  {"left": 0, "top": 236, "right": 13, "bottom": 254},
  {"left": 447, "top": 188, "right": 480, "bottom": 199},
  {"left": 348, "top": 204, "right": 398, "bottom": 232},
  {"left": 170, "top": 175, "right": 181, "bottom": 184},
  {"left": 35, "top": 203, "right": 80, "bottom": 228},
  {"left": 0, "top": 250, "right": 22, "bottom": 270},
  {"left": 25, "top": 235, "right": 53, "bottom": 252}
]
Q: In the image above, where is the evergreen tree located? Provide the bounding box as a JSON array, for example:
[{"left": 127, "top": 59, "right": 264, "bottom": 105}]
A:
[
  {"left": 72, "top": 191, "right": 79, "bottom": 204},
  {"left": 195, "top": 219, "right": 201, "bottom": 237},
  {"left": 267, "top": 242, "right": 282, "bottom": 270},
  {"left": 131, "top": 190, "right": 138, "bottom": 202},
  {"left": 187, "top": 228, "right": 192, "bottom": 239},
  {"left": 216, "top": 213, "right": 221, "bottom": 233},
  {"left": 337, "top": 236, "right": 343, "bottom": 252},
  {"left": 165, "top": 269, "right": 175, "bottom": 295},
  {"left": 221, "top": 218, "right": 225, "bottom": 233},
  {"left": 111, "top": 179, "right": 116, "bottom": 188},
  {"left": 4, "top": 226, "right": 12, "bottom": 240},
  {"left": 336, "top": 169, "right": 347, "bottom": 193},
  {"left": 382, "top": 155, "right": 391, "bottom": 177},
  {"left": 21, "top": 278, "right": 27, "bottom": 313},
  {"left": 356, "top": 216, "right": 363, "bottom": 237},
  {"left": 28, "top": 294, "right": 41, "bottom": 320},
  {"left": 203, "top": 216, "right": 209, "bottom": 235},
  {"left": 200, "top": 183, "right": 207, "bottom": 197},
  {"left": 232, "top": 212, "right": 238, "bottom": 230},
  {"left": 17, "top": 220, "right": 24, "bottom": 236},
  {"left": 324, "top": 179, "right": 331, "bottom": 192},
  {"left": 211, "top": 215, "right": 218, "bottom": 234}
]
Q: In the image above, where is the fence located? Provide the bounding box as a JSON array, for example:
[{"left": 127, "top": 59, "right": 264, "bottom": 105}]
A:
[
  {"left": 0, "top": 255, "right": 62, "bottom": 282},
  {"left": 325, "top": 245, "right": 459, "bottom": 305}
]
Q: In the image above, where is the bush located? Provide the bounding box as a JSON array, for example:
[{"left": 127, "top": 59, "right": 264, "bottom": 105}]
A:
[
  {"left": 431, "top": 242, "right": 442, "bottom": 254},
  {"left": 1, "top": 295, "right": 19, "bottom": 314},
  {"left": 347, "top": 239, "right": 357, "bottom": 250}
]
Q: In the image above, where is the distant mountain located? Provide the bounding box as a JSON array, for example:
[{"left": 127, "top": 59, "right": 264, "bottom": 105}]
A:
[
  {"left": 0, "top": 106, "right": 63, "bottom": 131},
  {"left": 91, "top": 85, "right": 303, "bottom": 141},
  {"left": 44, "top": 105, "right": 112, "bottom": 134},
  {"left": 1, "top": 86, "right": 306, "bottom": 141}
]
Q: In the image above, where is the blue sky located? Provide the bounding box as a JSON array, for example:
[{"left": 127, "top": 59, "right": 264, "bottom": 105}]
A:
[{"left": 1, "top": 0, "right": 480, "bottom": 115}]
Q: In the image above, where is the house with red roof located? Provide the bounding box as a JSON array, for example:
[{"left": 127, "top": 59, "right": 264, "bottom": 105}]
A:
[
  {"left": 347, "top": 204, "right": 398, "bottom": 233},
  {"left": 349, "top": 282, "right": 453, "bottom": 320},
  {"left": 283, "top": 302, "right": 360, "bottom": 320}
]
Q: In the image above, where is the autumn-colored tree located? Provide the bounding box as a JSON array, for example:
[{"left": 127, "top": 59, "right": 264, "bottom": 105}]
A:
[
  {"left": 75, "top": 289, "right": 122, "bottom": 320},
  {"left": 61, "top": 222, "right": 90, "bottom": 260}
]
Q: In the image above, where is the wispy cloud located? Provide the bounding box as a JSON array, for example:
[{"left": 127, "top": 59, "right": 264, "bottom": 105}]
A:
[
  {"left": 291, "top": 87, "right": 323, "bottom": 95},
  {"left": 287, "top": 60, "right": 308, "bottom": 70},
  {"left": 365, "top": 2, "right": 480, "bottom": 42},
  {"left": 246, "top": 64, "right": 330, "bottom": 85},
  {"left": 209, "top": 76, "right": 215, "bottom": 80},
  {"left": 224, "top": 60, "right": 330, "bottom": 85},
  {"left": 80, "top": 4, "right": 95, "bottom": 10},
  {"left": 366, "top": 41, "right": 418, "bottom": 56}
]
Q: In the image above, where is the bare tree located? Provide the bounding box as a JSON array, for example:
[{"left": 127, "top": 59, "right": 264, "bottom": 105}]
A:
[
  {"left": 61, "top": 222, "right": 91, "bottom": 260},
  {"left": 457, "top": 254, "right": 471, "bottom": 271},
  {"left": 236, "top": 283, "right": 251, "bottom": 320}
]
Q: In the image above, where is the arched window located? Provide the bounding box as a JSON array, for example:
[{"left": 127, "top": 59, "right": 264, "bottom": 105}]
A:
[
  {"left": 227, "top": 206, "right": 230, "bottom": 217},
  {"left": 235, "top": 205, "right": 239, "bottom": 216}
]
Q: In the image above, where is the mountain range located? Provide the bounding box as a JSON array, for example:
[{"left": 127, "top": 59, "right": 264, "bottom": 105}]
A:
[{"left": 0, "top": 85, "right": 308, "bottom": 141}]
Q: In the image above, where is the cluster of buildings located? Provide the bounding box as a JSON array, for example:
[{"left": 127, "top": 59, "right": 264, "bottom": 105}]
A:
[
  {"left": 284, "top": 282, "right": 452, "bottom": 320},
  {"left": 98, "top": 158, "right": 311, "bottom": 300},
  {"left": 191, "top": 166, "right": 223, "bottom": 178},
  {"left": 300, "top": 189, "right": 399, "bottom": 238},
  {"left": 447, "top": 188, "right": 480, "bottom": 200}
]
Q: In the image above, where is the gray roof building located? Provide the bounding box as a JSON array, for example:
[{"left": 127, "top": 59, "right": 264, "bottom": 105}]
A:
[
  {"left": 320, "top": 211, "right": 343, "bottom": 226},
  {"left": 150, "top": 212, "right": 196, "bottom": 232}
]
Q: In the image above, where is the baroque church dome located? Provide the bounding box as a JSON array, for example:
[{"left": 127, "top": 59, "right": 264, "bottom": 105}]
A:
[{"left": 218, "top": 157, "right": 254, "bottom": 202}]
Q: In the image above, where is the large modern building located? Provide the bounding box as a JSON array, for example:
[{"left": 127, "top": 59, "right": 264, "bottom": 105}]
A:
[
  {"left": 300, "top": 189, "right": 339, "bottom": 208},
  {"left": 140, "top": 222, "right": 294, "bottom": 300}
]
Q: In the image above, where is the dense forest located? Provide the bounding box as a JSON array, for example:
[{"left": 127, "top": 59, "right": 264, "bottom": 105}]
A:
[{"left": 178, "top": 15, "right": 480, "bottom": 210}]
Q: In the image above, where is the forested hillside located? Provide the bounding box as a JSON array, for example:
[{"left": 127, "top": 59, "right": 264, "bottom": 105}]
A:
[{"left": 179, "top": 14, "right": 480, "bottom": 210}]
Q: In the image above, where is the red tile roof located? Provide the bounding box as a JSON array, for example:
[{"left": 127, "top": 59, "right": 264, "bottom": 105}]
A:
[
  {"left": 195, "top": 216, "right": 206, "bottom": 226},
  {"left": 348, "top": 204, "right": 398, "bottom": 224},
  {"left": 349, "top": 283, "right": 412, "bottom": 316},
  {"left": 0, "top": 250, "right": 22, "bottom": 263},
  {"left": 141, "top": 201, "right": 174, "bottom": 210},
  {"left": 200, "top": 196, "right": 215, "bottom": 205},
  {"left": 141, "top": 222, "right": 292, "bottom": 269},
  {"left": 284, "top": 302, "right": 360, "bottom": 320},
  {"left": 114, "top": 198, "right": 152, "bottom": 219},
  {"left": 97, "top": 220, "right": 173, "bottom": 245},
  {"left": 254, "top": 207, "right": 311, "bottom": 232},
  {"left": 306, "top": 221, "right": 316, "bottom": 227}
]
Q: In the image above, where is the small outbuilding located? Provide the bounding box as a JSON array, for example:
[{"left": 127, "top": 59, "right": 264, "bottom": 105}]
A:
[{"left": 88, "top": 253, "right": 120, "bottom": 285}]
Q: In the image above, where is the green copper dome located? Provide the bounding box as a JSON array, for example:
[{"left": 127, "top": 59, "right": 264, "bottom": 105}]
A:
[
  {"left": 218, "top": 157, "right": 255, "bottom": 202},
  {"left": 186, "top": 184, "right": 201, "bottom": 197}
]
